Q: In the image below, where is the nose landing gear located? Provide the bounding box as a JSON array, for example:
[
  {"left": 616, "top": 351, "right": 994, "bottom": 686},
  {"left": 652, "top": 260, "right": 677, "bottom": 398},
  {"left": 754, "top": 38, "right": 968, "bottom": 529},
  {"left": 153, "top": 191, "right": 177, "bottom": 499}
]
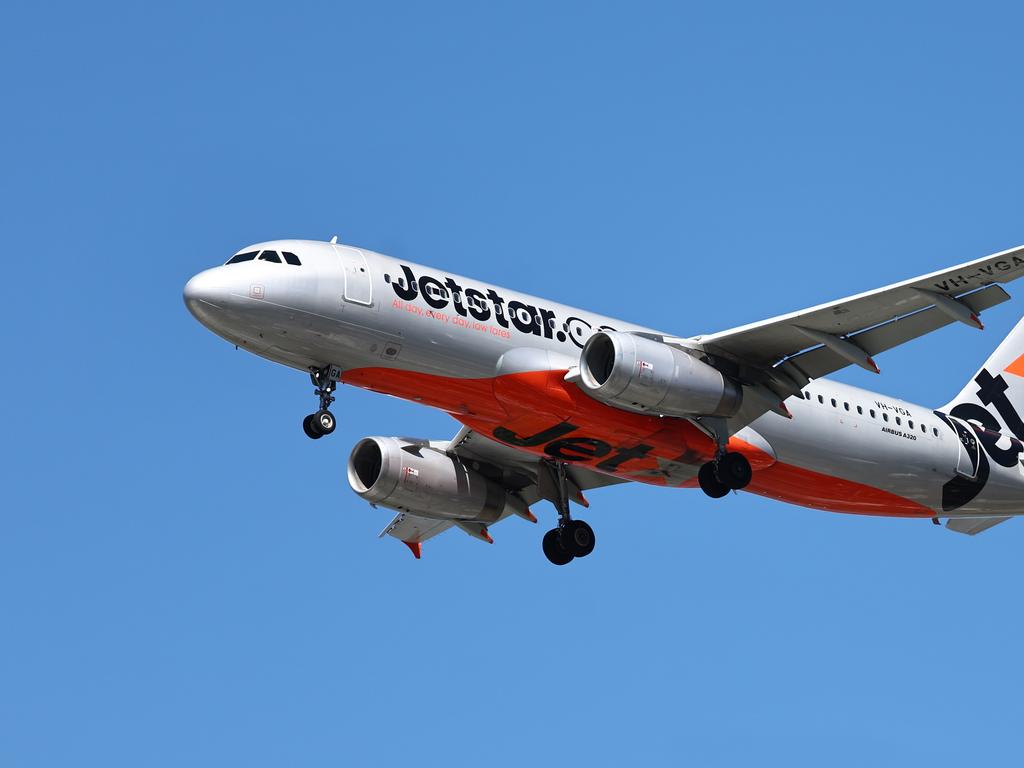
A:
[
  {"left": 303, "top": 364, "right": 341, "bottom": 440},
  {"left": 539, "top": 460, "right": 596, "bottom": 565}
]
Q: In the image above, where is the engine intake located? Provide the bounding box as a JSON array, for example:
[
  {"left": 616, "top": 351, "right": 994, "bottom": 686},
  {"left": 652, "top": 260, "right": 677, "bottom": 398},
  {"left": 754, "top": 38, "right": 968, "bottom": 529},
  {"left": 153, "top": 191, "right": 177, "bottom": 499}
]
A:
[
  {"left": 579, "top": 331, "right": 742, "bottom": 417},
  {"left": 348, "top": 436, "right": 529, "bottom": 523}
]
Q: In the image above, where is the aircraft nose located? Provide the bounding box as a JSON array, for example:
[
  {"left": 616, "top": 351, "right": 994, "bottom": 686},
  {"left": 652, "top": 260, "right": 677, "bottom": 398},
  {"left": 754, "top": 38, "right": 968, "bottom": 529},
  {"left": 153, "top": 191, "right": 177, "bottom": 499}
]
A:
[{"left": 183, "top": 268, "right": 229, "bottom": 323}]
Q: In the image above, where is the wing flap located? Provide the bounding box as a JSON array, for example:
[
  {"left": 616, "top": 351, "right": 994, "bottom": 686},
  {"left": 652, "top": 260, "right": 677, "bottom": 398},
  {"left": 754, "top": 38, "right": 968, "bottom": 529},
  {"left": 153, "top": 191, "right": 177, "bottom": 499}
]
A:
[
  {"left": 945, "top": 516, "right": 1013, "bottom": 535},
  {"left": 379, "top": 512, "right": 454, "bottom": 544}
]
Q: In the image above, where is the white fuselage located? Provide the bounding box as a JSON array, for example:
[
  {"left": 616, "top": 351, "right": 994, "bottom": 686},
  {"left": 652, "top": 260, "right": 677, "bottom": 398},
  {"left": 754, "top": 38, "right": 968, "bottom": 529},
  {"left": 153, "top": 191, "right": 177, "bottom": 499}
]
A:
[{"left": 184, "top": 239, "right": 1024, "bottom": 521}]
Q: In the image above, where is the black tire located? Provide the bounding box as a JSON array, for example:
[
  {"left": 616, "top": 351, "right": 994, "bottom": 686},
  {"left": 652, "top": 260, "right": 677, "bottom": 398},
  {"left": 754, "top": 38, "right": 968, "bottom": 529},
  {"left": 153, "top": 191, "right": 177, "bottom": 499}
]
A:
[
  {"left": 314, "top": 410, "right": 336, "bottom": 435},
  {"left": 698, "top": 462, "right": 729, "bottom": 498},
  {"left": 302, "top": 414, "right": 323, "bottom": 440},
  {"left": 542, "top": 528, "right": 575, "bottom": 565},
  {"left": 561, "top": 520, "right": 596, "bottom": 558},
  {"left": 716, "top": 452, "right": 752, "bottom": 490}
]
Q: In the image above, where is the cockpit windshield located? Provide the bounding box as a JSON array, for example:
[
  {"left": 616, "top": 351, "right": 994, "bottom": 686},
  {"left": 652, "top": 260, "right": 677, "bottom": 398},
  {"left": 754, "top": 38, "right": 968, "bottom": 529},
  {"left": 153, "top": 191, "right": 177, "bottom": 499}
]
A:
[{"left": 225, "top": 249, "right": 302, "bottom": 266}]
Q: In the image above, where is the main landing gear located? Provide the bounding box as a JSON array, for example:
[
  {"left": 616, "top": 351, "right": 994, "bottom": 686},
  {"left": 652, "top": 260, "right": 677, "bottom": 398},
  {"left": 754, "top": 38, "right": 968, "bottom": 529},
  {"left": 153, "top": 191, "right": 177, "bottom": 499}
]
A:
[
  {"left": 697, "top": 451, "right": 752, "bottom": 498},
  {"left": 302, "top": 364, "right": 341, "bottom": 440},
  {"left": 540, "top": 460, "right": 596, "bottom": 566}
]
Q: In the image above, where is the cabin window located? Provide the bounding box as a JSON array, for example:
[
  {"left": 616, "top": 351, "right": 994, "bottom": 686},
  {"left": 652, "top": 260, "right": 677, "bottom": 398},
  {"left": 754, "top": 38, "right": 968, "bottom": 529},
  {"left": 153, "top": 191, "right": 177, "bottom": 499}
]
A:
[
  {"left": 857, "top": 405, "right": 863, "bottom": 415},
  {"left": 921, "top": 423, "right": 927, "bottom": 434},
  {"left": 831, "top": 398, "right": 837, "bottom": 407},
  {"left": 909, "top": 420, "right": 914, "bottom": 429},
  {"left": 844, "top": 402, "right": 850, "bottom": 411},
  {"left": 895, "top": 417, "right": 901, "bottom": 426},
  {"left": 870, "top": 409, "right": 876, "bottom": 418},
  {"left": 883, "top": 413, "right": 889, "bottom": 422},
  {"left": 818, "top": 395, "right": 824, "bottom": 404},
  {"left": 933, "top": 427, "right": 939, "bottom": 436},
  {"left": 804, "top": 391, "right": 810, "bottom": 399}
]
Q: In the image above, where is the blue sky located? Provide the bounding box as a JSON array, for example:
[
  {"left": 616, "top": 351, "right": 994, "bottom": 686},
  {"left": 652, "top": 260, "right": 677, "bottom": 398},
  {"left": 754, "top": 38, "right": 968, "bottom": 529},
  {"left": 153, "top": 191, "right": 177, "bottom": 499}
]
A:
[{"left": 3, "top": 2, "right": 1024, "bottom": 765}]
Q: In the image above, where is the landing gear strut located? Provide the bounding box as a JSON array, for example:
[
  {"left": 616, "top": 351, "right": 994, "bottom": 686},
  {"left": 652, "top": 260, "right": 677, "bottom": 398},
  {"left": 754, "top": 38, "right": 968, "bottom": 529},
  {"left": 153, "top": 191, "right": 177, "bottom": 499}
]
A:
[
  {"left": 303, "top": 364, "right": 340, "bottom": 440},
  {"left": 540, "top": 460, "right": 596, "bottom": 566}
]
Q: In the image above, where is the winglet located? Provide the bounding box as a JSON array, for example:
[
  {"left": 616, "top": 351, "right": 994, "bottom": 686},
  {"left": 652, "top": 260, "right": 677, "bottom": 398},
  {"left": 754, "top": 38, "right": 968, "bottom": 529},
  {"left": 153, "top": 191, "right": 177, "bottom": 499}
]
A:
[{"left": 402, "top": 540, "right": 422, "bottom": 559}]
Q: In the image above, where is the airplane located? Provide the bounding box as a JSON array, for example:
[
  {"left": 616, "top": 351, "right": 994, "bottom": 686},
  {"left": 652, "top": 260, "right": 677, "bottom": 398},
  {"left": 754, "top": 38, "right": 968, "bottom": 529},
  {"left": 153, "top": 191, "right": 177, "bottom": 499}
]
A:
[{"left": 184, "top": 239, "right": 1024, "bottom": 564}]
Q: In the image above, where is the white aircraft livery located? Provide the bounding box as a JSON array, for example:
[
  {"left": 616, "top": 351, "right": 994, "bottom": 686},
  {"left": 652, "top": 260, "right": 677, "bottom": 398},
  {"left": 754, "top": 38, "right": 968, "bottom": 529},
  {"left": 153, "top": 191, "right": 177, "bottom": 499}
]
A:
[{"left": 185, "top": 240, "right": 1024, "bottom": 563}]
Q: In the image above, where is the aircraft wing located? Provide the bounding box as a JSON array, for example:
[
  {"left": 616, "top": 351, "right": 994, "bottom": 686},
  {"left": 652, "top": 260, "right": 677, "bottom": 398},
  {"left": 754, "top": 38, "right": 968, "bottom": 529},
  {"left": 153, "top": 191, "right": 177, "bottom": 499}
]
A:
[
  {"left": 378, "top": 426, "right": 626, "bottom": 557},
  {"left": 693, "top": 245, "right": 1024, "bottom": 387}
]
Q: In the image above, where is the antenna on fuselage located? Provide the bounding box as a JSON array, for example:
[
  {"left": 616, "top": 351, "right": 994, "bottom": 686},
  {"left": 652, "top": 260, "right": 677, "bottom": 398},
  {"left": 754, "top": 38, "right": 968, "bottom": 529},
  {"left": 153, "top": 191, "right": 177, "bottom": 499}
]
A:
[{"left": 330, "top": 235, "right": 338, "bottom": 244}]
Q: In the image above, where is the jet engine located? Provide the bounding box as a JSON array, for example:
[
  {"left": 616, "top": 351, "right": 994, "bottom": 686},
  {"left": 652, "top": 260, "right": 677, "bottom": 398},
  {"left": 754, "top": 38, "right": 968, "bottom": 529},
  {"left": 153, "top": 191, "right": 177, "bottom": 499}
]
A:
[
  {"left": 578, "top": 331, "right": 742, "bottom": 418},
  {"left": 347, "top": 436, "right": 530, "bottom": 523}
]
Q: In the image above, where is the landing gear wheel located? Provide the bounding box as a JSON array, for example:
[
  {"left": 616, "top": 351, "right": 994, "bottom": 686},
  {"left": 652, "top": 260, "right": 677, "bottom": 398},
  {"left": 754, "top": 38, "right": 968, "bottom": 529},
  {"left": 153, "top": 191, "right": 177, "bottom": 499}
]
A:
[
  {"left": 698, "top": 462, "right": 730, "bottom": 498},
  {"left": 543, "top": 528, "right": 575, "bottom": 566},
  {"left": 302, "top": 414, "right": 323, "bottom": 440},
  {"left": 716, "top": 452, "right": 752, "bottom": 490},
  {"left": 314, "top": 410, "right": 336, "bottom": 435},
  {"left": 561, "top": 519, "right": 596, "bottom": 558}
]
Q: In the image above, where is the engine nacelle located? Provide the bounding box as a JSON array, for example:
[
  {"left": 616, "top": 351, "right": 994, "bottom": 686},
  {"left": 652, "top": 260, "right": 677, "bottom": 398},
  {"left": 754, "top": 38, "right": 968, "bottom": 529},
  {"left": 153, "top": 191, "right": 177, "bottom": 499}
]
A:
[
  {"left": 578, "top": 331, "right": 742, "bottom": 418},
  {"left": 347, "top": 436, "right": 529, "bottom": 523}
]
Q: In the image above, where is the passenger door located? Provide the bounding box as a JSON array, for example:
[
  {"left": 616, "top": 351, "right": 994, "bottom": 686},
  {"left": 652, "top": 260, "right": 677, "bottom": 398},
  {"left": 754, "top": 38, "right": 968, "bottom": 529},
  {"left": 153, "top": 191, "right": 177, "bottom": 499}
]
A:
[{"left": 333, "top": 244, "right": 373, "bottom": 306}]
